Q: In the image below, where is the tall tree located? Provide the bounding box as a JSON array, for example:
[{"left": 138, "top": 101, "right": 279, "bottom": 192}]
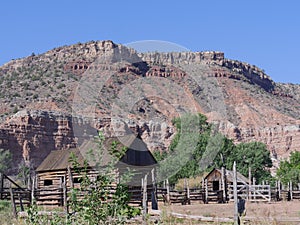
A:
[
  {"left": 156, "top": 113, "right": 211, "bottom": 183},
  {"left": 233, "top": 142, "right": 272, "bottom": 183},
  {"left": 277, "top": 151, "right": 300, "bottom": 187}
]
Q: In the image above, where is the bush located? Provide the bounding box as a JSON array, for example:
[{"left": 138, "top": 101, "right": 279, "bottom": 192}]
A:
[
  {"left": 277, "top": 151, "right": 300, "bottom": 187},
  {"left": 31, "top": 75, "right": 40, "bottom": 81},
  {"left": 57, "top": 83, "right": 65, "bottom": 89},
  {"left": 13, "top": 106, "right": 18, "bottom": 114},
  {"left": 32, "top": 94, "right": 38, "bottom": 99}
]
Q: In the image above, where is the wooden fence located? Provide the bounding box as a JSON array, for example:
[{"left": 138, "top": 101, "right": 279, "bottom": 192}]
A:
[
  {"left": 2, "top": 185, "right": 299, "bottom": 209},
  {"left": 1, "top": 172, "right": 300, "bottom": 218}
]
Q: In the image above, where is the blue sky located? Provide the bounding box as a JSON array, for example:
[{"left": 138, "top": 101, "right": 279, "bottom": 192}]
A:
[{"left": 0, "top": 0, "right": 299, "bottom": 84}]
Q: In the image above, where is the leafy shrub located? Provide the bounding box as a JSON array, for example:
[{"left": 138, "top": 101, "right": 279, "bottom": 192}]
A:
[
  {"left": 31, "top": 75, "right": 40, "bottom": 81},
  {"left": 57, "top": 83, "right": 66, "bottom": 89}
]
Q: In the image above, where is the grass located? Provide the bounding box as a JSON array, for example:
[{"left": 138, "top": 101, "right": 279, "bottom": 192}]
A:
[
  {"left": 175, "top": 175, "right": 208, "bottom": 190},
  {"left": 0, "top": 200, "right": 25, "bottom": 225}
]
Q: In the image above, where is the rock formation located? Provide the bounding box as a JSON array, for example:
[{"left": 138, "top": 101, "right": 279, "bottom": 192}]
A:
[
  {"left": 0, "top": 110, "right": 76, "bottom": 173},
  {"left": 0, "top": 40, "right": 299, "bottom": 174}
]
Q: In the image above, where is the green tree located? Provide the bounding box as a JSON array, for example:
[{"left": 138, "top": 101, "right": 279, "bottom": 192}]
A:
[
  {"left": 157, "top": 113, "right": 211, "bottom": 184},
  {"left": 233, "top": 142, "right": 272, "bottom": 183},
  {"left": 211, "top": 134, "right": 236, "bottom": 169},
  {"left": 277, "top": 151, "right": 300, "bottom": 187},
  {"left": 66, "top": 133, "right": 140, "bottom": 224}
]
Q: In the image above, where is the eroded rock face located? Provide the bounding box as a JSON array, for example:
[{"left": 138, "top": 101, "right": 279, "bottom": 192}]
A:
[
  {"left": 0, "top": 40, "right": 299, "bottom": 174},
  {"left": 218, "top": 121, "right": 300, "bottom": 162},
  {"left": 0, "top": 110, "right": 76, "bottom": 173}
]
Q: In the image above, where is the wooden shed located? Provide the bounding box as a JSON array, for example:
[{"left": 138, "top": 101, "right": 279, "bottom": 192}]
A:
[
  {"left": 36, "top": 148, "right": 96, "bottom": 190},
  {"left": 203, "top": 168, "right": 249, "bottom": 203},
  {"left": 204, "top": 168, "right": 248, "bottom": 192}
]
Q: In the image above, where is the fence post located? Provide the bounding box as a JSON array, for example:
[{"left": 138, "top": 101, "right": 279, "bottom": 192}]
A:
[
  {"left": 0, "top": 173, "right": 3, "bottom": 200},
  {"left": 268, "top": 185, "right": 271, "bottom": 203},
  {"left": 186, "top": 179, "right": 190, "bottom": 205},
  {"left": 18, "top": 193, "right": 24, "bottom": 212},
  {"left": 252, "top": 177, "right": 256, "bottom": 201},
  {"left": 278, "top": 180, "right": 281, "bottom": 200},
  {"left": 142, "top": 174, "right": 148, "bottom": 224},
  {"left": 290, "top": 181, "right": 293, "bottom": 201},
  {"left": 233, "top": 161, "right": 239, "bottom": 225},
  {"left": 141, "top": 178, "right": 144, "bottom": 206},
  {"left": 10, "top": 187, "right": 17, "bottom": 218},
  {"left": 248, "top": 167, "right": 251, "bottom": 200},
  {"left": 166, "top": 179, "right": 170, "bottom": 204},
  {"left": 151, "top": 169, "right": 158, "bottom": 210},
  {"left": 31, "top": 175, "right": 35, "bottom": 204},
  {"left": 205, "top": 179, "right": 208, "bottom": 204},
  {"left": 221, "top": 167, "right": 226, "bottom": 203}
]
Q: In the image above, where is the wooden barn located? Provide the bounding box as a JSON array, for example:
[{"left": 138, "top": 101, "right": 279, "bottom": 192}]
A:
[{"left": 35, "top": 134, "right": 158, "bottom": 206}]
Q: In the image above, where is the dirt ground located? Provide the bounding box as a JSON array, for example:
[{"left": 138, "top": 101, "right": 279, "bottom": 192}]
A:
[{"left": 155, "top": 201, "right": 300, "bottom": 224}]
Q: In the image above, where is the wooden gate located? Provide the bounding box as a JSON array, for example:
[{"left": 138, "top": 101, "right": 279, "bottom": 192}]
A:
[{"left": 228, "top": 184, "right": 271, "bottom": 202}]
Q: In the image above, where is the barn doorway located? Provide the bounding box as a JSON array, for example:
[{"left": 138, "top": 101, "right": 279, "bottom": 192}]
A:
[{"left": 212, "top": 181, "right": 219, "bottom": 191}]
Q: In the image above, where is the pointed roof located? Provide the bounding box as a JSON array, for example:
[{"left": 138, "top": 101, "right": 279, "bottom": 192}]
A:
[
  {"left": 204, "top": 168, "right": 249, "bottom": 184},
  {"left": 118, "top": 134, "right": 157, "bottom": 166}
]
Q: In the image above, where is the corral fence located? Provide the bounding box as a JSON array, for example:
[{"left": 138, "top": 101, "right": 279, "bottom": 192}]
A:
[{"left": 1, "top": 172, "right": 300, "bottom": 218}]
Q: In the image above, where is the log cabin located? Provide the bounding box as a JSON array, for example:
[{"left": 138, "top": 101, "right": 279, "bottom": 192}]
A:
[{"left": 35, "top": 134, "right": 158, "bottom": 205}]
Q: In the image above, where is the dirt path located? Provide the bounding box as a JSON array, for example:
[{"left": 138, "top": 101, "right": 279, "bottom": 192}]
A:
[{"left": 156, "top": 201, "right": 300, "bottom": 224}]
